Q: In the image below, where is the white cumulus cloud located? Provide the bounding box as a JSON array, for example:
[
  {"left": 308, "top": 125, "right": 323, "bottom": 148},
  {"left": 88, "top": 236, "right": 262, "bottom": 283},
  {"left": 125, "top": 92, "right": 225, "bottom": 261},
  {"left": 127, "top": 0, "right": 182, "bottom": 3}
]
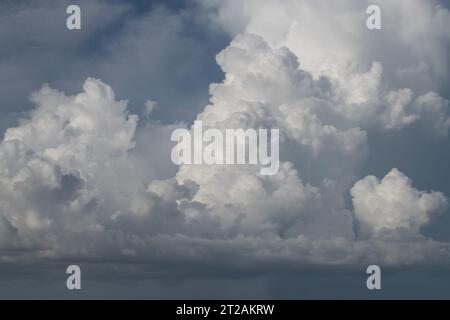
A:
[
  {"left": 1, "top": 0, "right": 450, "bottom": 277},
  {"left": 352, "top": 168, "right": 448, "bottom": 237}
]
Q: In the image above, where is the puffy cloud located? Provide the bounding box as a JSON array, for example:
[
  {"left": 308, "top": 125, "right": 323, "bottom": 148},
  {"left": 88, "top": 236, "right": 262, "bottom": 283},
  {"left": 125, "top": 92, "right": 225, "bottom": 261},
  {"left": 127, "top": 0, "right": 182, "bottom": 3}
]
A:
[
  {"left": 144, "top": 30, "right": 450, "bottom": 268},
  {"left": 0, "top": 74, "right": 449, "bottom": 274},
  {"left": 0, "top": 78, "right": 180, "bottom": 259},
  {"left": 158, "top": 33, "right": 365, "bottom": 243},
  {"left": 5, "top": 79, "right": 138, "bottom": 166},
  {"left": 202, "top": 0, "right": 450, "bottom": 85},
  {"left": 1, "top": 0, "right": 450, "bottom": 280},
  {"left": 352, "top": 169, "right": 448, "bottom": 236},
  {"left": 200, "top": 0, "right": 450, "bottom": 135}
]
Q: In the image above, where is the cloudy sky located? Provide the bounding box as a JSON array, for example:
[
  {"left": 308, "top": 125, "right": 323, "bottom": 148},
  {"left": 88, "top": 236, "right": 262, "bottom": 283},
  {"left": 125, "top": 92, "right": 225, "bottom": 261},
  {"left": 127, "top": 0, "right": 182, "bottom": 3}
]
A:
[{"left": 1, "top": 0, "right": 450, "bottom": 299}]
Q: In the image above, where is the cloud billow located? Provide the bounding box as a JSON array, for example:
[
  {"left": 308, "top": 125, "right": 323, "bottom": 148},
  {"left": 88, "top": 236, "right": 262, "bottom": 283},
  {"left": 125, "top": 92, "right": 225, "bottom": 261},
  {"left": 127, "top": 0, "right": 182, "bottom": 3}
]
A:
[{"left": 1, "top": 0, "right": 450, "bottom": 278}]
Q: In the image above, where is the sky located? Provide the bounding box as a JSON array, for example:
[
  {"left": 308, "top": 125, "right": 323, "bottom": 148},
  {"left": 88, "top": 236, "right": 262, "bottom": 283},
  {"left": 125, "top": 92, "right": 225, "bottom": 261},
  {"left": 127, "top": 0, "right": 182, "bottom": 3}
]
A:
[{"left": 0, "top": 0, "right": 450, "bottom": 299}]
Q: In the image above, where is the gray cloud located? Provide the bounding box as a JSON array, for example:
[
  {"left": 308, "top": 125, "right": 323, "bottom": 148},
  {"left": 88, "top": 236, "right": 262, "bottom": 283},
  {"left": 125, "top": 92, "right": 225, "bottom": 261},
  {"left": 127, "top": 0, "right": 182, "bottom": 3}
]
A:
[{"left": 1, "top": 0, "right": 450, "bottom": 298}]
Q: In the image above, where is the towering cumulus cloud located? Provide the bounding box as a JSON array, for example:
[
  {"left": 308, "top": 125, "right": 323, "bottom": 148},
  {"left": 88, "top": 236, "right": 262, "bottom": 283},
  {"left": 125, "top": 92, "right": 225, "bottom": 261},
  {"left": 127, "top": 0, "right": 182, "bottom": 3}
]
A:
[{"left": 1, "top": 0, "right": 450, "bottom": 277}]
